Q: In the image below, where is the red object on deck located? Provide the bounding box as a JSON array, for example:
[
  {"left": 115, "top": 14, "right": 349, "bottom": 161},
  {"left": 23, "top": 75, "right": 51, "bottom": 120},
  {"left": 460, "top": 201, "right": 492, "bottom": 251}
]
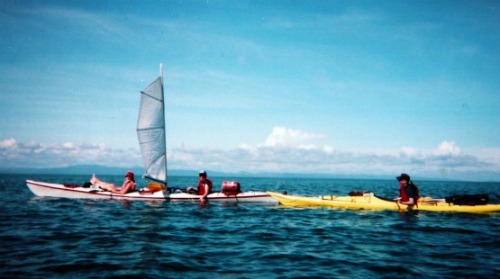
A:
[{"left": 221, "top": 181, "right": 241, "bottom": 196}]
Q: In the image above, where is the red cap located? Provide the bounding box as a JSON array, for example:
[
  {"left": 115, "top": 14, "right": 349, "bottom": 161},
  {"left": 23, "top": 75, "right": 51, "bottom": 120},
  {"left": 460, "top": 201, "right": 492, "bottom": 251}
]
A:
[{"left": 125, "top": 171, "right": 134, "bottom": 178}]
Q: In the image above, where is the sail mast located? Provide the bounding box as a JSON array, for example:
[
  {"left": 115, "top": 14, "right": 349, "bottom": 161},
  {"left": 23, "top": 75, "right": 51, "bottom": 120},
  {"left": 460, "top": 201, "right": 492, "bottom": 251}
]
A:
[
  {"left": 160, "top": 63, "right": 164, "bottom": 84},
  {"left": 160, "top": 63, "right": 168, "bottom": 186}
]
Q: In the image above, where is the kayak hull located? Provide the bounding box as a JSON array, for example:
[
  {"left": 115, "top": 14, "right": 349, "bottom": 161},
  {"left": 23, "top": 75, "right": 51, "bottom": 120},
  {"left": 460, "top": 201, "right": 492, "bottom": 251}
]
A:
[
  {"left": 25, "top": 180, "right": 277, "bottom": 203},
  {"left": 267, "top": 192, "right": 500, "bottom": 213}
]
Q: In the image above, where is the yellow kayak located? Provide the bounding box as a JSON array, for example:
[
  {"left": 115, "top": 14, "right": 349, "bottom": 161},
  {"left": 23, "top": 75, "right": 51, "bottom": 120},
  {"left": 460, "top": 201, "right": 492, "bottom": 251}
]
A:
[{"left": 267, "top": 192, "right": 500, "bottom": 214}]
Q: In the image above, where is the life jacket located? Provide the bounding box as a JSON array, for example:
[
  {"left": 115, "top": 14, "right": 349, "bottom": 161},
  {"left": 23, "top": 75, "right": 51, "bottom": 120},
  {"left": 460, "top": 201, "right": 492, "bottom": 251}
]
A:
[
  {"left": 198, "top": 178, "right": 213, "bottom": 195},
  {"left": 400, "top": 181, "right": 419, "bottom": 207},
  {"left": 410, "top": 182, "right": 419, "bottom": 208}
]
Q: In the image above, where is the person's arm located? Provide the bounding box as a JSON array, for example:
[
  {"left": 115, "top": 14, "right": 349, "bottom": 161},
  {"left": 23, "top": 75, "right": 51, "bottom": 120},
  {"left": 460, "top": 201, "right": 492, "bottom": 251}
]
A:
[
  {"left": 399, "top": 197, "right": 414, "bottom": 205},
  {"left": 117, "top": 181, "right": 136, "bottom": 194},
  {"left": 200, "top": 184, "right": 209, "bottom": 201}
]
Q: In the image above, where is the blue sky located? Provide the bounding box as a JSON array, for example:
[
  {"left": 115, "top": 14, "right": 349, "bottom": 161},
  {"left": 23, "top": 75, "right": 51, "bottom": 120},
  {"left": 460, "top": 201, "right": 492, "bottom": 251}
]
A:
[{"left": 1, "top": 0, "right": 499, "bottom": 181}]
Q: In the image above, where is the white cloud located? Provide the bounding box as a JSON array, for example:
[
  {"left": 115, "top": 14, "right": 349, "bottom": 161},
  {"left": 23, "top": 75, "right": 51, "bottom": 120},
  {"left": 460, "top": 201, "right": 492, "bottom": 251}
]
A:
[
  {"left": 62, "top": 142, "right": 75, "bottom": 149},
  {"left": 1, "top": 136, "right": 499, "bottom": 181},
  {"left": 164, "top": 132, "right": 499, "bottom": 180},
  {"left": 0, "top": 138, "right": 16, "bottom": 148},
  {"left": 322, "top": 145, "right": 334, "bottom": 154},
  {"left": 400, "top": 146, "right": 418, "bottom": 157},
  {"left": 262, "top": 127, "right": 326, "bottom": 148},
  {"left": 433, "top": 140, "right": 462, "bottom": 156},
  {"left": 30, "top": 6, "right": 132, "bottom": 40},
  {"left": 0, "top": 138, "right": 141, "bottom": 169}
]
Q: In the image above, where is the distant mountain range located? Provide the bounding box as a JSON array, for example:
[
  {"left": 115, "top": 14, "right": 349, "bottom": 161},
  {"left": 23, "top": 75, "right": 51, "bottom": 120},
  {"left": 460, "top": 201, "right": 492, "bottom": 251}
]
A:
[
  {"left": 0, "top": 164, "right": 397, "bottom": 180},
  {"left": 3, "top": 164, "right": 473, "bottom": 182}
]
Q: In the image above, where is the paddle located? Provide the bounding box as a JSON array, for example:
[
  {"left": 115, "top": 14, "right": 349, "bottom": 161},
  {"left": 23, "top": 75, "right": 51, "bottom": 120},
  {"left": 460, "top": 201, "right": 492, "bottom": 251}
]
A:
[{"left": 394, "top": 197, "right": 401, "bottom": 210}]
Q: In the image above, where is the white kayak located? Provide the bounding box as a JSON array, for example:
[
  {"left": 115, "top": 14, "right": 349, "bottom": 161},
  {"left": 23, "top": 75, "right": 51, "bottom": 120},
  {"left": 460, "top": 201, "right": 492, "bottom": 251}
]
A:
[{"left": 26, "top": 180, "right": 277, "bottom": 203}]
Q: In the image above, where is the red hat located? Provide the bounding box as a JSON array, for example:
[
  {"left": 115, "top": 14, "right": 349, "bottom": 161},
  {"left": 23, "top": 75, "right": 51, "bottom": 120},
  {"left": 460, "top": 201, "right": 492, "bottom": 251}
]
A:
[{"left": 125, "top": 171, "right": 134, "bottom": 178}]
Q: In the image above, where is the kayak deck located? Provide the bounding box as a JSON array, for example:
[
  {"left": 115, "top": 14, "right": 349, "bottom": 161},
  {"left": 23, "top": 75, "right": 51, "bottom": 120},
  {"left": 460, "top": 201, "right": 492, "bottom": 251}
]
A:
[{"left": 267, "top": 192, "right": 500, "bottom": 213}]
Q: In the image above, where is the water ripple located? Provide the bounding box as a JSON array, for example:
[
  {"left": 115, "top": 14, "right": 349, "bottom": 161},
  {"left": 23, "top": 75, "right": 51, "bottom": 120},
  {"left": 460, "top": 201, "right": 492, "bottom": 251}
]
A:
[{"left": 1, "top": 175, "right": 499, "bottom": 278}]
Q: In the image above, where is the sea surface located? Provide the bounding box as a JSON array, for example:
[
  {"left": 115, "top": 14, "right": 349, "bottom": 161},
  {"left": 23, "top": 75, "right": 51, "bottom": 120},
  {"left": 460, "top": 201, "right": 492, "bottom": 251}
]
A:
[{"left": 1, "top": 174, "right": 499, "bottom": 279}]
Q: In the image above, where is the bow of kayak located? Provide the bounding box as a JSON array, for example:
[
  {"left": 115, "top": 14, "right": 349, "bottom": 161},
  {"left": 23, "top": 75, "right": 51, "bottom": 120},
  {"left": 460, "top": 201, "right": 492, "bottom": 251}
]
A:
[{"left": 267, "top": 192, "right": 500, "bottom": 214}]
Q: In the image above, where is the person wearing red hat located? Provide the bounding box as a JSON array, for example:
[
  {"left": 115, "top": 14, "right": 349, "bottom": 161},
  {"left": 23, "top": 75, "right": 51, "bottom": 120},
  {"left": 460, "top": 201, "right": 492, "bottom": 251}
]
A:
[{"left": 90, "top": 171, "right": 136, "bottom": 194}]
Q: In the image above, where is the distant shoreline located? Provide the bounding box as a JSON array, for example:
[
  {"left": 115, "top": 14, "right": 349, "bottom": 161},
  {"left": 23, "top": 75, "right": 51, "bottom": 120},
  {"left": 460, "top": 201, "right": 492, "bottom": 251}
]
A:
[{"left": 1, "top": 164, "right": 498, "bottom": 183}]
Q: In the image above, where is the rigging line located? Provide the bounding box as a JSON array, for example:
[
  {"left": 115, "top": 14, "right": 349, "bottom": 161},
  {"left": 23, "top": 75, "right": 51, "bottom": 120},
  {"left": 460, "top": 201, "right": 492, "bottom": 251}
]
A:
[
  {"left": 138, "top": 138, "right": 165, "bottom": 143},
  {"left": 137, "top": 126, "right": 164, "bottom": 131},
  {"left": 139, "top": 92, "right": 164, "bottom": 103}
]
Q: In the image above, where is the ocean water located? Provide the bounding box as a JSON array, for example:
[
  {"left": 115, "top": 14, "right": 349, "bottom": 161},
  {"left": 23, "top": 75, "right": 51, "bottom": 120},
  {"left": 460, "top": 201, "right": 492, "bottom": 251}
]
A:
[{"left": 1, "top": 174, "right": 499, "bottom": 279}]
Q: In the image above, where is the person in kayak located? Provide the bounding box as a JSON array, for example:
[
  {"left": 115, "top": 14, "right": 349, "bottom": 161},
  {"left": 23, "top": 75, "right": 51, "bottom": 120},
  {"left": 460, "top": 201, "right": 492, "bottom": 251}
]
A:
[
  {"left": 186, "top": 170, "right": 213, "bottom": 201},
  {"left": 90, "top": 171, "right": 137, "bottom": 194},
  {"left": 395, "top": 173, "right": 419, "bottom": 206},
  {"left": 196, "top": 170, "right": 213, "bottom": 201}
]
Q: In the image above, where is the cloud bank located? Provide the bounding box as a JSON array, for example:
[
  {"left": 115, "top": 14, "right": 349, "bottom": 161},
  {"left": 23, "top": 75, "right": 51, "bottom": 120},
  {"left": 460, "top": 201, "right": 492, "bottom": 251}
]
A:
[
  {"left": 0, "top": 138, "right": 141, "bottom": 169},
  {"left": 1, "top": 127, "right": 499, "bottom": 181}
]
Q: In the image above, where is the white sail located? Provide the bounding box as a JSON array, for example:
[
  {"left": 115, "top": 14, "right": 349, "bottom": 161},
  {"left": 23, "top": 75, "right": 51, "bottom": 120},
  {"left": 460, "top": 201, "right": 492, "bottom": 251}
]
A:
[{"left": 137, "top": 74, "right": 167, "bottom": 184}]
